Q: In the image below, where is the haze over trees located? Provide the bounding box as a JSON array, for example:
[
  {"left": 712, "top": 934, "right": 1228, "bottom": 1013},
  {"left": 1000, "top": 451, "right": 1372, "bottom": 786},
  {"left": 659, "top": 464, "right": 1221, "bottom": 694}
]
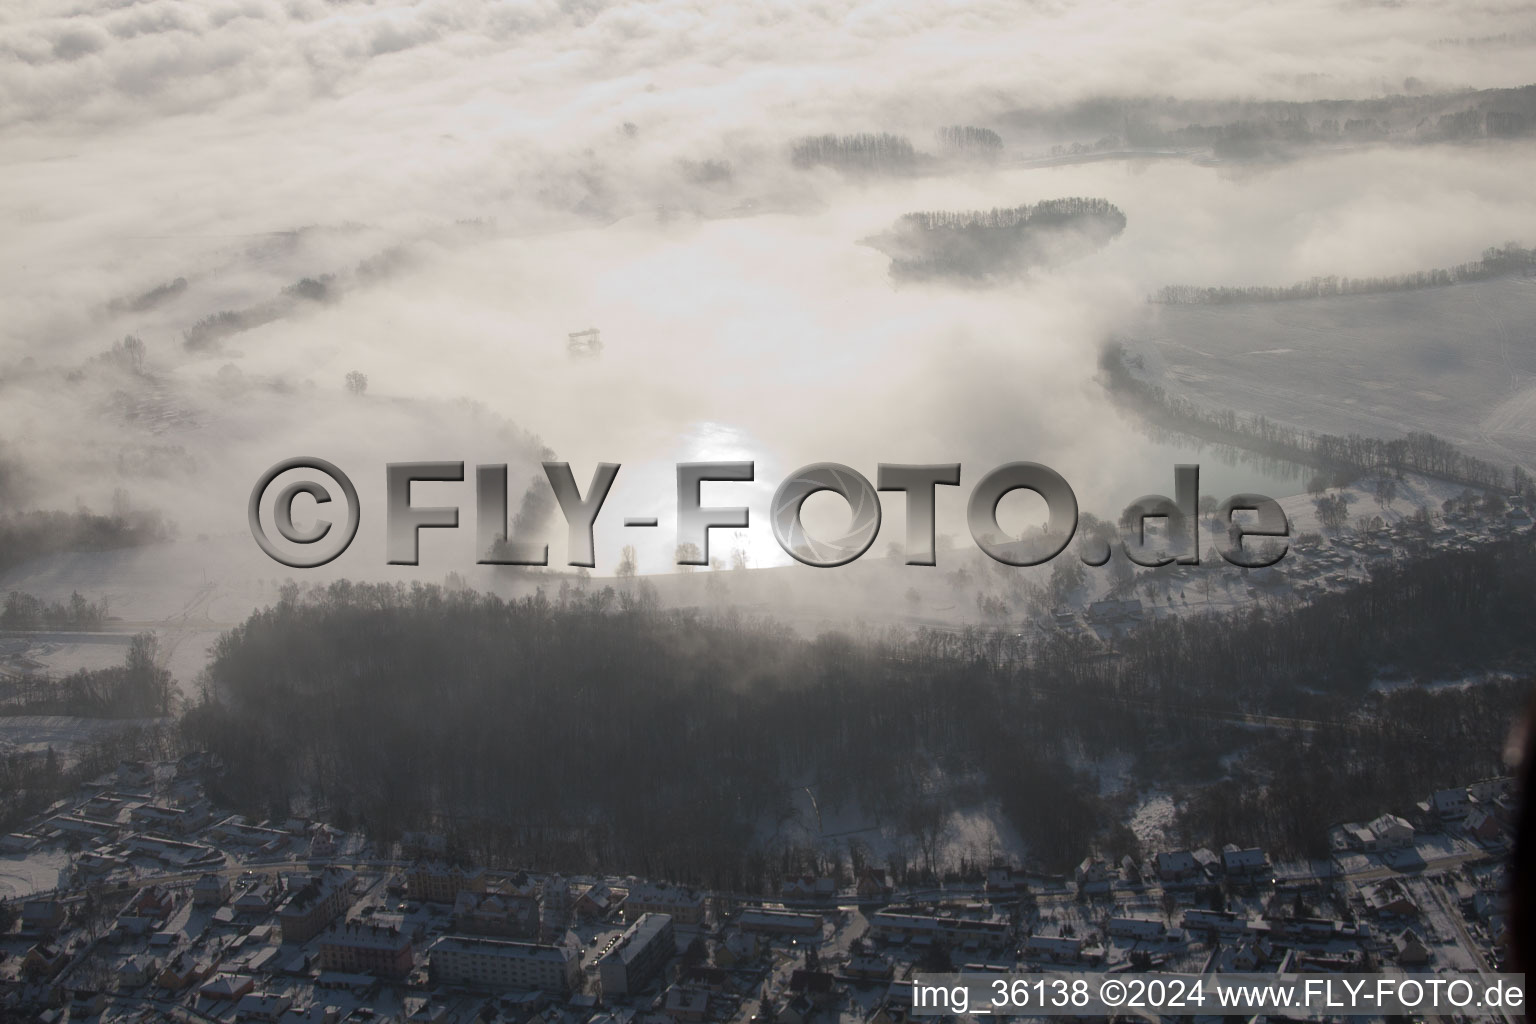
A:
[
  {"left": 1155, "top": 242, "right": 1535, "bottom": 305},
  {"left": 177, "top": 530, "right": 1535, "bottom": 887},
  {"left": 790, "top": 133, "right": 918, "bottom": 175},
  {"left": 872, "top": 198, "right": 1127, "bottom": 281}
]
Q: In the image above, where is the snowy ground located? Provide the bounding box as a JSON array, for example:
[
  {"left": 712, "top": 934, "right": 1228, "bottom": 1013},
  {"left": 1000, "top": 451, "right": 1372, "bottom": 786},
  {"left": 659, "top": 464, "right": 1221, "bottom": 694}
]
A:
[
  {"left": 0, "top": 846, "right": 70, "bottom": 899},
  {"left": 1119, "top": 277, "right": 1536, "bottom": 469},
  {"left": 0, "top": 714, "right": 163, "bottom": 760}
]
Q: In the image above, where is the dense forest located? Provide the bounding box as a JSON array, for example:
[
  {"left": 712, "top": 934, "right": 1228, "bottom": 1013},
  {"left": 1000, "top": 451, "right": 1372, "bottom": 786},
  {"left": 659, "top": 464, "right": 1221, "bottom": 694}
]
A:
[
  {"left": 874, "top": 198, "right": 1126, "bottom": 281},
  {"left": 1155, "top": 243, "right": 1535, "bottom": 305},
  {"left": 1100, "top": 342, "right": 1519, "bottom": 493},
  {"left": 179, "top": 534, "right": 1534, "bottom": 888}
]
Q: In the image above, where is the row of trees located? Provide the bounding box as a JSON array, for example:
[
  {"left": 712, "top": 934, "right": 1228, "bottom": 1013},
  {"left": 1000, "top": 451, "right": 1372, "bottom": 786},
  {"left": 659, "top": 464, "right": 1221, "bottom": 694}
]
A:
[
  {"left": 1, "top": 590, "right": 108, "bottom": 631},
  {"left": 1155, "top": 243, "right": 1535, "bottom": 305},
  {"left": 790, "top": 133, "right": 918, "bottom": 174},
  {"left": 2, "top": 633, "right": 175, "bottom": 718}
]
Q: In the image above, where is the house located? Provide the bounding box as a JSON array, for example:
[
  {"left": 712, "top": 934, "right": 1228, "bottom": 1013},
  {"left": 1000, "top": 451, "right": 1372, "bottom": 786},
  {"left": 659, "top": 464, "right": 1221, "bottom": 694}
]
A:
[
  {"left": 1181, "top": 909, "right": 1255, "bottom": 939},
  {"left": 1023, "top": 934, "right": 1082, "bottom": 963},
  {"left": 1107, "top": 916, "right": 1167, "bottom": 942},
  {"left": 738, "top": 909, "right": 822, "bottom": 937},
  {"left": 1361, "top": 882, "right": 1419, "bottom": 918},
  {"left": 574, "top": 882, "right": 618, "bottom": 921},
  {"left": 1465, "top": 808, "right": 1504, "bottom": 842},
  {"left": 200, "top": 974, "right": 256, "bottom": 1001},
  {"left": 236, "top": 992, "right": 294, "bottom": 1021},
  {"left": 1430, "top": 788, "right": 1470, "bottom": 821},
  {"left": 781, "top": 876, "right": 836, "bottom": 901},
  {"left": 662, "top": 984, "right": 710, "bottom": 1022},
  {"left": 157, "top": 952, "right": 204, "bottom": 990},
  {"left": 985, "top": 863, "right": 1029, "bottom": 893},
  {"left": 846, "top": 952, "right": 894, "bottom": 978},
  {"left": 116, "top": 955, "right": 158, "bottom": 989},
  {"left": 131, "top": 885, "right": 177, "bottom": 922},
  {"left": 130, "top": 800, "right": 211, "bottom": 835},
  {"left": 20, "top": 898, "right": 64, "bottom": 935},
  {"left": 1393, "top": 928, "right": 1431, "bottom": 967},
  {"left": 21, "top": 943, "right": 68, "bottom": 980},
  {"left": 1220, "top": 846, "right": 1271, "bottom": 880},
  {"left": 1339, "top": 822, "right": 1375, "bottom": 849},
  {"left": 1368, "top": 814, "right": 1415, "bottom": 851},
  {"left": 1074, "top": 858, "right": 1112, "bottom": 893},
  {"left": 1229, "top": 938, "right": 1272, "bottom": 970},
  {"left": 1155, "top": 850, "right": 1200, "bottom": 884},
  {"left": 1119, "top": 856, "right": 1142, "bottom": 885},
  {"left": 194, "top": 873, "right": 232, "bottom": 907},
  {"left": 623, "top": 882, "right": 706, "bottom": 926}
]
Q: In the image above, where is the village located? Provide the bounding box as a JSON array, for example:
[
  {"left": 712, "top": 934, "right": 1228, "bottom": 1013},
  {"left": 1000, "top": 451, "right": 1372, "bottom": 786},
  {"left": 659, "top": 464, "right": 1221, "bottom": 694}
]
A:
[{"left": 0, "top": 755, "right": 1518, "bottom": 1024}]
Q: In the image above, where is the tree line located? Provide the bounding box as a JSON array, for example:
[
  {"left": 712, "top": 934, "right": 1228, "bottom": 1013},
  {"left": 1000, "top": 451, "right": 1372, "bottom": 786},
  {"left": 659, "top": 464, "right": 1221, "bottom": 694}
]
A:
[
  {"left": 1154, "top": 243, "right": 1534, "bottom": 305},
  {"left": 1, "top": 633, "right": 175, "bottom": 719},
  {"left": 1, "top": 590, "right": 109, "bottom": 631},
  {"left": 1100, "top": 342, "right": 1518, "bottom": 493}
]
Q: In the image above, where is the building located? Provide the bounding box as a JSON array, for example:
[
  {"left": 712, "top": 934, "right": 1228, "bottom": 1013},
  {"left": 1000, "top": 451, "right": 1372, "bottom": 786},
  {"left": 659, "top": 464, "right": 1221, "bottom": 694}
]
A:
[
  {"left": 1368, "top": 814, "right": 1415, "bottom": 851},
  {"left": 1155, "top": 850, "right": 1200, "bottom": 884},
  {"left": 624, "top": 883, "right": 705, "bottom": 926},
  {"left": 1361, "top": 882, "right": 1419, "bottom": 918},
  {"left": 1074, "top": 858, "right": 1112, "bottom": 893},
  {"left": 1106, "top": 916, "right": 1167, "bottom": 941},
  {"left": 866, "top": 912, "right": 1011, "bottom": 948},
  {"left": 428, "top": 935, "right": 580, "bottom": 994},
  {"left": 407, "top": 861, "right": 487, "bottom": 905},
  {"left": 1220, "top": 846, "right": 1271, "bottom": 880},
  {"left": 318, "top": 922, "right": 415, "bottom": 978},
  {"left": 597, "top": 913, "right": 676, "bottom": 998},
  {"left": 277, "top": 869, "right": 354, "bottom": 944},
  {"left": 1023, "top": 935, "right": 1082, "bottom": 963},
  {"left": 20, "top": 899, "right": 64, "bottom": 935},
  {"left": 234, "top": 992, "right": 293, "bottom": 1021},
  {"left": 130, "top": 801, "right": 210, "bottom": 835},
  {"left": 454, "top": 888, "right": 539, "bottom": 938},
  {"left": 737, "top": 909, "right": 822, "bottom": 937},
  {"left": 1431, "top": 788, "right": 1470, "bottom": 821},
  {"left": 194, "top": 873, "right": 232, "bottom": 907}
]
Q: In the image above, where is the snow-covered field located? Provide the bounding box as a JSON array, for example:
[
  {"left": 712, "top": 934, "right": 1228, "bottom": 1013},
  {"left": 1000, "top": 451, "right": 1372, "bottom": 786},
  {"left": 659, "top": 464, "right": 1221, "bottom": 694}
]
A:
[
  {"left": 0, "top": 714, "right": 162, "bottom": 760},
  {"left": 0, "top": 847, "right": 70, "bottom": 899},
  {"left": 1119, "top": 277, "right": 1536, "bottom": 468}
]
